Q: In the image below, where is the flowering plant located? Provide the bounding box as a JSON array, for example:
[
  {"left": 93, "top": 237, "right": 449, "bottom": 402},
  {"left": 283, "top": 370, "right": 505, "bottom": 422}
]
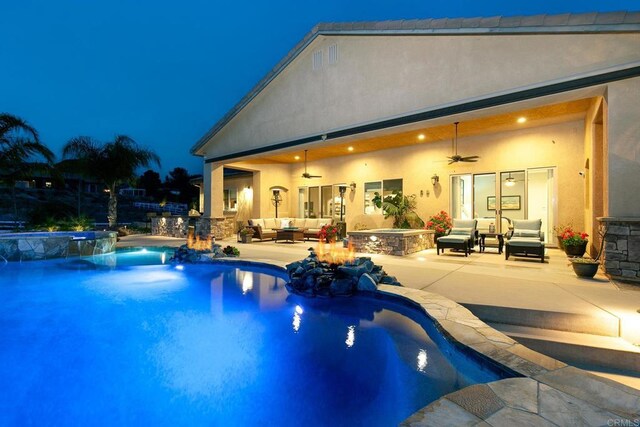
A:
[
  {"left": 425, "top": 211, "right": 453, "bottom": 235},
  {"left": 561, "top": 228, "right": 589, "bottom": 246},
  {"left": 318, "top": 224, "right": 339, "bottom": 242}
]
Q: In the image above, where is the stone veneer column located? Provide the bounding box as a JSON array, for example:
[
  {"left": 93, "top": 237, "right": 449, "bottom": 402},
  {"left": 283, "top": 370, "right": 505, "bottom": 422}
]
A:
[{"left": 598, "top": 217, "right": 640, "bottom": 282}]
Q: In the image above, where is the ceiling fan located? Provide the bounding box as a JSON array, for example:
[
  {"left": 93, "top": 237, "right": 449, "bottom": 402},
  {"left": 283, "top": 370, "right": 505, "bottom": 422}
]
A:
[
  {"left": 448, "top": 122, "right": 480, "bottom": 164},
  {"left": 301, "top": 150, "right": 322, "bottom": 179},
  {"left": 504, "top": 172, "right": 524, "bottom": 186}
]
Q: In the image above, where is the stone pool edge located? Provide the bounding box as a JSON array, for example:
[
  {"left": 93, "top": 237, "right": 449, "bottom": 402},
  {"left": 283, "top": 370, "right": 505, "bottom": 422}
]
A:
[{"left": 375, "top": 285, "right": 640, "bottom": 426}]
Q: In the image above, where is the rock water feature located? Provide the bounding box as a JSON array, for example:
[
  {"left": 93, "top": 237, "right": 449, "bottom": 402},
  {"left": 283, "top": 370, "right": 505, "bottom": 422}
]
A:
[
  {"left": 171, "top": 234, "right": 239, "bottom": 263},
  {"left": 286, "top": 244, "right": 402, "bottom": 297}
]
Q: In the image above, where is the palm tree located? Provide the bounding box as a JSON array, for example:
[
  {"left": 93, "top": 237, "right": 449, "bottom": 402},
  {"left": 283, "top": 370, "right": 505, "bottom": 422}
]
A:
[
  {"left": 0, "top": 113, "right": 55, "bottom": 222},
  {"left": 62, "top": 135, "right": 160, "bottom": 228}
]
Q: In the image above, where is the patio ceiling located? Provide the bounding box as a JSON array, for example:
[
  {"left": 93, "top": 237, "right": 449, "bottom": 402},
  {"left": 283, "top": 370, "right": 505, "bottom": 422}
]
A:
[{"left": 243, "top": 98, "right": 593, "bottom": 164}]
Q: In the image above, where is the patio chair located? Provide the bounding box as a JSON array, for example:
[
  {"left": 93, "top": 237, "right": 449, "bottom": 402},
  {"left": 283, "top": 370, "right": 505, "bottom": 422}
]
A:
[
  {"left": 436, "top": 219, "right": 477, "bottom": 257},
  {"left": 505, "top": 219, "right": 545, "bottom": 262}
]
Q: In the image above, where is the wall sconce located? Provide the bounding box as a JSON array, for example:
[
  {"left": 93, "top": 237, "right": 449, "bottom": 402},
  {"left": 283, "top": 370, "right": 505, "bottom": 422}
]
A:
[
  {"left": 431, "top": 174, "right": 439, "bottom": 186},
  {"left": 349, "top": 182, "right": 356, "bottom": 191}
]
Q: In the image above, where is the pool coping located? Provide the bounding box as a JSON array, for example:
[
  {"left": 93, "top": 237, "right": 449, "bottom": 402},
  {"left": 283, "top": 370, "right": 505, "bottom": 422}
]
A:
[{"left": 375, "top": 285, "right": 640, "bottom": 426}]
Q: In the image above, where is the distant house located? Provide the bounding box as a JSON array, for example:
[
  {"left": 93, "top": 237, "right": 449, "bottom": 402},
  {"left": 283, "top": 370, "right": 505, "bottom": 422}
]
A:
[{"left": 118, "top": 186, "right": 146, "bottom": 198}]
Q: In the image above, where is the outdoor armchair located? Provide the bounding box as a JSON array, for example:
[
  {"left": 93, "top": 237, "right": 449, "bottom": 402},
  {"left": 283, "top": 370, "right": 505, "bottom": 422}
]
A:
[
  {"left": 436, "top": 219, "right": 477, "bottom": 257},
  {"left": 505, "top": 219, "right": 545, "bottom": 262}
]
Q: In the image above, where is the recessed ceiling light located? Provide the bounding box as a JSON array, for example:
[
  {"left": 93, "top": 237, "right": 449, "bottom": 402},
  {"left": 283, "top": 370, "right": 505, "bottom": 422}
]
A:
[
  {"left": 294, "top": 155, "right": 300, "bottom": 160},
  {"left": 418, "top": 134, "right": 426, "bottom": 141},
  {"left": 517, "top": 117, "right": 527, "bottom": 124},
  {"left": 347, "top": 146, "right": 354, "bottom": 152}
]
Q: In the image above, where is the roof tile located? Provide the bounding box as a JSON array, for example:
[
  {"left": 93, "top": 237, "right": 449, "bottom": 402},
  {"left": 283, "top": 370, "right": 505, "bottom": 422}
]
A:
[
  {"left": 543, "top": 13, "right": 570, "bottom": 26},
  {"left": 479, "top": 16, "right": 501, "bottom": 27},
  {"left": 401, "top": 19, "right": 420, "bottom": 30},
  {"left": 461, "top": 17, "right": 482, "bottom": 28},
  {"left": 499, "top": 16, "right": 523, "bottom": 28},
  {"left": 567, "top": 12, "right": 598, "bottom": 25},
  {"left": 444, "top": 18, "right": 464, "bottom": 29},
  {"left": 430, "top": 18, "right": 448, "bottom": 29},
  {"left": 624, "top": 11, "right": 640, "bottom": 23},
  {"left": 595, "top": 11, "right": 628, "bottom": 24},
  {"left": 519, "top": 14, "right": 546, "bottom": 27}
]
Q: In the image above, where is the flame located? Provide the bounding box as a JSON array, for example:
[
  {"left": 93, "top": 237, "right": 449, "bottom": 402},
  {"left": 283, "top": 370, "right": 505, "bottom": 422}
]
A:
[
  {"left": 316, "top": 240, "right": 355, "bottom": 265},
  {"left": 187, "top": 234, "right": 214, "bottom": 251}
]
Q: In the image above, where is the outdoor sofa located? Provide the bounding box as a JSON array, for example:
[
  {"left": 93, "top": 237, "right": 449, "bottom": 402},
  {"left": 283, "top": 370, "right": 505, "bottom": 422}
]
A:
[{"left": 247, "top": 218, "right": 332, "bottom": 241}]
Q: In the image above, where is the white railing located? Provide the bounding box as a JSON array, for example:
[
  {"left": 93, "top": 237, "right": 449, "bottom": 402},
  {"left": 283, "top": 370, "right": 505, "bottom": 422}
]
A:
[{"left": 133, "top": 202, "right": 188, "bottom": 215}]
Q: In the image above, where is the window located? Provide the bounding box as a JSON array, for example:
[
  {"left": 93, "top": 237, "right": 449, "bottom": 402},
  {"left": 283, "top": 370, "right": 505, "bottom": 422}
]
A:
[
  {"left": 223, "top": 188, "right": 238, "bottom": 211},
  {"left": 364, "top": 181, "right": 382, "bottom": 214},
  {"left": 383, "top": 179, "right": 402, "bottom": 197},
  {"left": 364, "top": 179, "right": 403, "bottom": 214}
]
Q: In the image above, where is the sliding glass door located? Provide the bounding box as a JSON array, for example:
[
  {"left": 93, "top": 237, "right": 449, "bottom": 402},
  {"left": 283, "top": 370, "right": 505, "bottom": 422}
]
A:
[{"left": 450, "top": 168, "right": 556, "bottom": 242}]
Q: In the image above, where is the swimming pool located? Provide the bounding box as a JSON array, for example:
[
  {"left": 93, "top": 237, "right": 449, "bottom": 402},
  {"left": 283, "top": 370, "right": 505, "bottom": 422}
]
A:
[{"left": 0, "top": 251, "right": 510, "bottom": 425}]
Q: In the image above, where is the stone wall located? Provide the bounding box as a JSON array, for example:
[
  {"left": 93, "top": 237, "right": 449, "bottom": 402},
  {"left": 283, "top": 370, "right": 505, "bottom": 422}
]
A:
[
  {"left": 598, "top": 217, "right": 640, "bottom": 282},
  {"left": 151, "top": 216, "right": 189, "bottom": 238},
  {"left": 195, "top": 217, "right": 235, "bottom": 239},
  {"left": 0, "top": 231, "right": 117, "bottom": 261},
  {"left": 348, "top": 229, "right": 435, "bottom": 256}
]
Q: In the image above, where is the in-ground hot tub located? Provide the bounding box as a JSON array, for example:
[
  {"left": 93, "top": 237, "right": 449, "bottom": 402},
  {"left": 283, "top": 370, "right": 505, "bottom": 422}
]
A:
[
  {"left": 348, "top": 228, "right": 435, "bottom": 256},
  {"left": 0, "top": 231, "right": 117, "bottom": 261}
]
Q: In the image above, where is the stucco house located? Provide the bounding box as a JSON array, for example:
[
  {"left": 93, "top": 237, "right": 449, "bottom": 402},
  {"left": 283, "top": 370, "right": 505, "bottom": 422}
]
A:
[{"left": 191, "top": 11, "right": 640, "bottom": 280}]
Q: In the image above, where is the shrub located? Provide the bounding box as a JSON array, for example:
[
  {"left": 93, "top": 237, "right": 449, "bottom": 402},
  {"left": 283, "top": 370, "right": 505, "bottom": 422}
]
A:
[{"left": 223, "top": 245, "right": 240, "bottom": 256}]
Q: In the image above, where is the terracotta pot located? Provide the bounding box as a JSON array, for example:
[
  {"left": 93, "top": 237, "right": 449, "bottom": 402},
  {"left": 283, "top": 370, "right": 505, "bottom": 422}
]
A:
[
  {"left": 571, "top": 261, "right": 599, "bottom": 278},
  {"left": 564, "top": 242, "right": 587, "bottom": 257}
]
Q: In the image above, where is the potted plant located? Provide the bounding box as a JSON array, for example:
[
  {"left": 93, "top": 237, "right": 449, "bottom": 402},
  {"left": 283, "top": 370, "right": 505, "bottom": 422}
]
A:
[
  {"left": 425, "top": 211, "right": 453, "bottom": 239},
  {"left": 239, "top": 227, "right": 254, "bottom": 243},
  {"left": 570, "top": 257, "right": 600, "bottom": 278},
  {"left": 371, "top": 191, "right": 424, "bottom": 228},
  {"left": 560, "top": 228, "right": 589, "bottom": 257},
  {"left": 553, "top": 223, "right": 573, "bottom": 250},
  {"left": 567, "top": 223, "right": 608, "bottom": 278},
  {"left": 318, "top": 224, "right": 339, "bottom": 243}
]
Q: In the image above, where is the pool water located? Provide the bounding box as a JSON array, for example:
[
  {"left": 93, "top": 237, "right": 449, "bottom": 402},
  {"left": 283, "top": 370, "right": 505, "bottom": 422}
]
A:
[{"left": 0, "top": 252, "right": 509, "bottom": 426}]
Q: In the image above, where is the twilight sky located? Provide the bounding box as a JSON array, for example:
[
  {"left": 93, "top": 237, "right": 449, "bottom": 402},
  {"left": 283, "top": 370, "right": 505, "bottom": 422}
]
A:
[{"left": 1, "top": 0, "right": 636, "bottom": 177}]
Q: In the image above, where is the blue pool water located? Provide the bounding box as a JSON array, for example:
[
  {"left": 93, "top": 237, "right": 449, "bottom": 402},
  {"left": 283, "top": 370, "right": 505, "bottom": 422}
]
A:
[{"left": 0, "top": 250, "right": 510, "bottom": 426}]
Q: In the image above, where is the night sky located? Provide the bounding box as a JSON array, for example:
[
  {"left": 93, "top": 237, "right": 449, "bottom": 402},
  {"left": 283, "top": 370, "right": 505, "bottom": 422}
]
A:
[{"left": 2, "top": 0, "right": 636, "bottom": 177}]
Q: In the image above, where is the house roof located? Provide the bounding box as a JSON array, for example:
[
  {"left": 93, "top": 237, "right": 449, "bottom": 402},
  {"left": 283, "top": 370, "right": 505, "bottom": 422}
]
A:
[{"left": 190, "top": 11, "right": 640, "bottom": 156}]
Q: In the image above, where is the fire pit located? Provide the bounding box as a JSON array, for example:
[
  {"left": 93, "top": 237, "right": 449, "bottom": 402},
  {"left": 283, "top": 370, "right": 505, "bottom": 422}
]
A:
[
  {"left": 286, "top": 242, "right": 401, "bottom": 297},
  {"left": 171, "top": 234, "right": 239, "bottom": 263}
]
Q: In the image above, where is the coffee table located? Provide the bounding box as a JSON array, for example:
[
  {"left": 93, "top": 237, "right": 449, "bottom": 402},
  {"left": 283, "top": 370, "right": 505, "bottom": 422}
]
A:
[
  {"left": 479, "top": 232, "right": 505, "bottom": 254},
  {"left": 275, "top": 228, "right": 306, "bottom": 243}
]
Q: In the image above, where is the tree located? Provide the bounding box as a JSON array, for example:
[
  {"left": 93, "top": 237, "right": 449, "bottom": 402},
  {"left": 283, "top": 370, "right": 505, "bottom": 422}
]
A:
[
  {"left": 0, "top": 113, "right": 55, "bottom": 221},
  {"left": 62, "top": 135, "right": 160, "bottom": 228},
  {"left": 164, "top": 167, "right": 198, "bottom": 204},
  {"left": 138, "top": 169, "right": 162, "bottom": 199}
]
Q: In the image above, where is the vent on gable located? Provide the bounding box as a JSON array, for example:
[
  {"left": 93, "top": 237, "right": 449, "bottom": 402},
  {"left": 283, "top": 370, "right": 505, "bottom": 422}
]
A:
[
  {"left": 312, "top": 50, "right": 323, "bottom": 71},
  {"left": 328, "top": 44, "right": 338, "bottom": 65}
]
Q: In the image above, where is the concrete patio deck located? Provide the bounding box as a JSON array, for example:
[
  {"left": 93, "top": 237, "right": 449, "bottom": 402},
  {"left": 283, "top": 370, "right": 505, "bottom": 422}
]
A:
[{"left": 117, "top": 234, "right": 640, "bottom": 388}]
